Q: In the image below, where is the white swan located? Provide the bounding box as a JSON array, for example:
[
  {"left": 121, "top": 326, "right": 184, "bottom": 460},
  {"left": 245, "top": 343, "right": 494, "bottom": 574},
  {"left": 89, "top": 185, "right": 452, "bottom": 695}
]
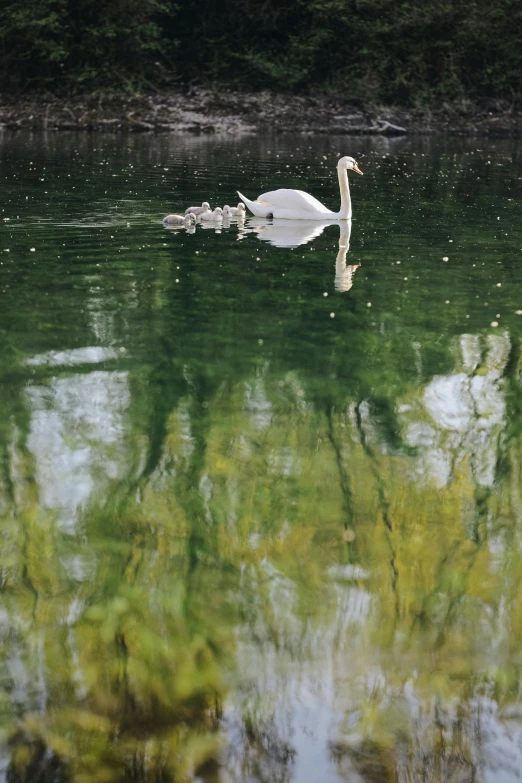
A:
[
  {"left": 223, "top": 203, "right": 246, "bottom": 217},
  {"left": 163, "top": 212, "right": 196, "bottom": 226},
  {"left": 185, "top": 201, "right": 210, "bottom": 216},
  {"left": 237, "top": 156, "right": 363, "bottom": 220},
  {"left": 199, "top": 207, "right": 223, "bottom": 222}
]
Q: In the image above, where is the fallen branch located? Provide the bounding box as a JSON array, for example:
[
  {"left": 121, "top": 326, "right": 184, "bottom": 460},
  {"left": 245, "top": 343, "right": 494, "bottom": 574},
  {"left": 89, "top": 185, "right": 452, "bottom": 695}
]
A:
[
  {"left": 376, "top": 119, "right": 407, "bottom": 133},
  {"left": 340, "top": 119, "right": 407, "bottom": 134}
]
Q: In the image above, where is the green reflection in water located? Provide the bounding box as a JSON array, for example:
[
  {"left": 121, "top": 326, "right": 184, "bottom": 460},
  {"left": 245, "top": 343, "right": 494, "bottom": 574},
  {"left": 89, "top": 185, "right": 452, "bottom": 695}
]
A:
[{"left": 1, "top": 133, "right": 522, "bottom": 782}]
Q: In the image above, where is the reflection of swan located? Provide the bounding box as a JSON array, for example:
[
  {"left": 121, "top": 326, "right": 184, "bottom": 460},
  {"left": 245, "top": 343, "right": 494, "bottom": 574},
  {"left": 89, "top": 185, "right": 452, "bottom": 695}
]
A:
[
  {"left": 238, "top": 156, "right": 363, "bottom": 220},
  {"left": 198, "top": 222, "right": 223, "bottom": 231},
  {"left": 335, "top": 220, "right": 360, "bottom": 293},
  {"left": 252, "top": 218, "right": 361, "bottom": 292},
  {"left": 251, "top": 218, "right": 339, "bottom": 248}
]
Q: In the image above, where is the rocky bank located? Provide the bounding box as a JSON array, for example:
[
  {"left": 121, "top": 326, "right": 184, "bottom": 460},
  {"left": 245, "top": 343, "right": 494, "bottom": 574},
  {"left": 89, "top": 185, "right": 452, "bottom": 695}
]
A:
[{"left": 0, "top": 89, "right": 521, "bottom": 135}]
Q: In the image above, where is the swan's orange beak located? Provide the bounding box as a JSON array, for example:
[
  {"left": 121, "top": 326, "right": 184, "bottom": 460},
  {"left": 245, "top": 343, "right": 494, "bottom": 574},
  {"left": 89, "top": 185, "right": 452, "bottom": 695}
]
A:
[{"left": 353, "top": 164, "right": 363, "bottom": 175}]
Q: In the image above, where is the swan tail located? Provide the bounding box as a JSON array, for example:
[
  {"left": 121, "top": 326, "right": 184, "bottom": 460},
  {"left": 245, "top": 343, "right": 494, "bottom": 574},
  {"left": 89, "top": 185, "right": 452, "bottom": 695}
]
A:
[{"left": 237, "top": 191, "right": 272, "bottom": 218}]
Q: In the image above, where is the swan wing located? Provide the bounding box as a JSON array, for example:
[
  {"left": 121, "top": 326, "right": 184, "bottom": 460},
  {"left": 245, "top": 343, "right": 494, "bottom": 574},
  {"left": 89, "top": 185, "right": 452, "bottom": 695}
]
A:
[
  {"left": 237, "top": 191, "right": 273, "bottom": 218},
  {"left": 256, "top": 188, "right": 332, "bottom": 215},
  {"left": 238, "top": 188, "right": 336, "bottom": 220}
]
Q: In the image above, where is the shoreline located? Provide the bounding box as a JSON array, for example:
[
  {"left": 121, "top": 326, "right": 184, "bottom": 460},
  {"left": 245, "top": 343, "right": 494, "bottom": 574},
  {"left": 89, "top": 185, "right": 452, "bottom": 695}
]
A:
[{"left": 1, "top": 89, "right": 521, "bottom": 136}]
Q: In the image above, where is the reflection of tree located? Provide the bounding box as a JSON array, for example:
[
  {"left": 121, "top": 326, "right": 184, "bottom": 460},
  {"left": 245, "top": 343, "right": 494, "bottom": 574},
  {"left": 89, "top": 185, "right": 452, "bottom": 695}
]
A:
[
  {"left": 6, "top": 322, "right": 522, "bottom": 780},
  {"left": 323, "top": 332, "right": 522, "bottom": 782},
  {"left": 0, "top": 351, "right": 231, "bottom": 780},
  {"left": 4, "top": 136, "right": 522, "bottom": 780}
]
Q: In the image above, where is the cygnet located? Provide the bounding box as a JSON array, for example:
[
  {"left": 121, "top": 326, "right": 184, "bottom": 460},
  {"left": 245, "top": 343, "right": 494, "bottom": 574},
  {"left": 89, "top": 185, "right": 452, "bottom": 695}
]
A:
[
  {"left": 199, "top": 207, "right": 223, "bottom": 222},
  {"left": 223, "top": 203, "right": 246, "bottom": 217},
  {"left": 185, "top": 201, "right": 210, "bottom": 216},
  {"left": 163, "top": 212, "right": 196, "bottom": 226}
]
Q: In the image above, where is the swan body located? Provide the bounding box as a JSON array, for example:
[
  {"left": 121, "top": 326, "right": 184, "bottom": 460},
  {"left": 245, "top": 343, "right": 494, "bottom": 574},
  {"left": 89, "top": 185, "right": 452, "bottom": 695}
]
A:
[
  {"left": 238, "top": 156, "right": 362, "bottom": 220},
  {"left": 163, "top": 212, "right": 196, "bottom": 226},
  {"left": 199, "top": 207, "right": 223, "bottom": 222},
  {"left": 186, "top": 201, "right": 210, "bottom": 216}
]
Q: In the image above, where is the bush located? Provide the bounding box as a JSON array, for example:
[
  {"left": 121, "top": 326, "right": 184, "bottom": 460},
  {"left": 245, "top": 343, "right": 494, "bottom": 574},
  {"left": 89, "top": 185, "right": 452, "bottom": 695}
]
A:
[
  {"left": 0, "top": 0, "right": 168, "bottom": 92},
  {"left": 1, "top": 0, "right": 521, "bottom": 105}
]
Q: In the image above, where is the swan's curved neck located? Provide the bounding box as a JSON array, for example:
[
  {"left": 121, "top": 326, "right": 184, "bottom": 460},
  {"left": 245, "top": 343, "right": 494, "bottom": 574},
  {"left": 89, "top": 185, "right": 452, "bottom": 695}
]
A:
[{"left": 337, "top": 165, "right": 352, "bottom": 219}]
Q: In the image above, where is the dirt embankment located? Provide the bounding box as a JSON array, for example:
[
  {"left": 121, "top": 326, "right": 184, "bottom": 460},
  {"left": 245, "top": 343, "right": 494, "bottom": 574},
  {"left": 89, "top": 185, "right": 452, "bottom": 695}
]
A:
[{"left": 1, "top": 89, "right": 520, "bottom": 135}]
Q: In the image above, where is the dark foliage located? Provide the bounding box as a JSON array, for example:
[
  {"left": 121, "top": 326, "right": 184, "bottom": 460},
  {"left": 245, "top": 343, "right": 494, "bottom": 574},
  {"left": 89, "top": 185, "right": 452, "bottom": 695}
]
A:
[
  {"left": 0, "top": 0, "right": 169, "bottom": 92},
  {"left": 1, "top": 0, "right": 522, "bottom": 104}
]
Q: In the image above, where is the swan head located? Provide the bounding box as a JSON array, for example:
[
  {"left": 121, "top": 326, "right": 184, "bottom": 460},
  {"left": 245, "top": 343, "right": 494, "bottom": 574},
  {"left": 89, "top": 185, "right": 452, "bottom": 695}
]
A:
[
  {"left": 185, "top": 212, "right": 196, "bottom": 223},
  {"left": 338, "top": 156, "right": 363, "bottom": 175},
  {"left": 202, "top": 201, "right": 210, "bottom": 209},
  {"left": 214, "top": 207, "right": 223, "bottom": 214},
  {"left": 237, "top": 203, "right": 246, "bottom": 212}
]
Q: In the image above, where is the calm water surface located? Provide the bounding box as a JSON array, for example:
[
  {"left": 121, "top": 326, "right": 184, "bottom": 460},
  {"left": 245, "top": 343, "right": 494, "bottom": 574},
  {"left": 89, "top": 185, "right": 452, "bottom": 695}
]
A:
[{"left": 1, "top": 132, "right": 522, "bottom": 782}]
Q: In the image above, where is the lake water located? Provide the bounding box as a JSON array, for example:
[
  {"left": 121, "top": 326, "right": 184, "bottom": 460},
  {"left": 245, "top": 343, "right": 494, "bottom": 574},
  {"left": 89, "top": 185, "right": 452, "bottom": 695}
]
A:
[{"left": 1, "top": 131, "right": 522, "bottom": 783}]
